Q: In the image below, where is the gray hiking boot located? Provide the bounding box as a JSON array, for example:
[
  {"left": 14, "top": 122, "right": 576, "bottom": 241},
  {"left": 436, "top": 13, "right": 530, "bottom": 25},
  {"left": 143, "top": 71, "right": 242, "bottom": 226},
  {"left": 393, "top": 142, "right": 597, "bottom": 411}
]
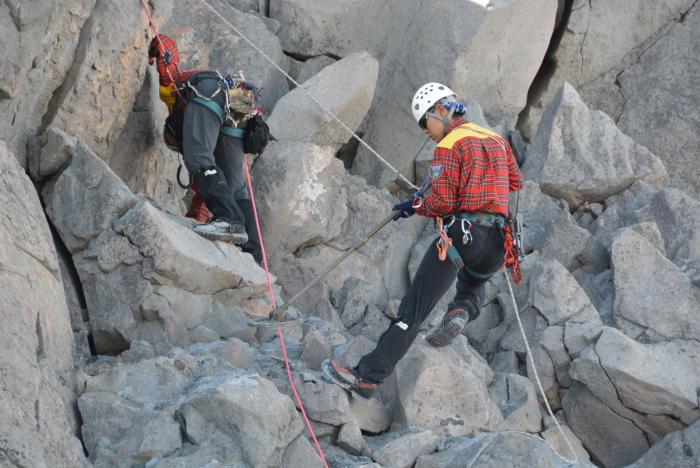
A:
[
  {"left": 193, "top": 219, "right": 248, "bottom": 244},
  {"left": 425, "top": 302, "right": 479, "bottom": 347}
]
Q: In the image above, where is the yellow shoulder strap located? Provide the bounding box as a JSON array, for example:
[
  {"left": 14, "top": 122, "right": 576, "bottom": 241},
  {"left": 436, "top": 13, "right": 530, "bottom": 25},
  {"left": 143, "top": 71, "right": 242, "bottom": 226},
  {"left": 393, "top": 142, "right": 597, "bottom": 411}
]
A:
[{"left": 437, "top": 122, "right": 504, "bottom": 149}]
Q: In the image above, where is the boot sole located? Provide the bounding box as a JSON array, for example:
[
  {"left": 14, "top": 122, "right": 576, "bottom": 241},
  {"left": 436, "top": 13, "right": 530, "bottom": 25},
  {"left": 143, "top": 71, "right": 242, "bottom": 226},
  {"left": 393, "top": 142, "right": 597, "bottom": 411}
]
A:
[
  {"left": 425, "top": 318, "right": 466, "bottom": 347},
  {"left": 195, "top": 230, "right": 249, "bottom": 245}
]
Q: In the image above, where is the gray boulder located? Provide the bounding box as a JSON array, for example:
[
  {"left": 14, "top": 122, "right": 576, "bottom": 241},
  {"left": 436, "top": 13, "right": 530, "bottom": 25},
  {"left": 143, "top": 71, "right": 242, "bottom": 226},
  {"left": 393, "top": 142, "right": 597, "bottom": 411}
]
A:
[
  {"left": 372, "top": 430, "right": 439, "bottom": 468},
  {"left": 524, "top": 83, "right": 667, "bottom": 210},
  {"left": 529, "top": 259, "right": 602, "bottom": 326},
  {"left": 251, "top": 141, "right": 347, "bottom": 261},
  {"left": 626, "top": 419, "right": 700, "bottom": 468},
  {"left": 267, "top": 52, "right": 378, "bottom": 151},
  {"left": 611, "top": 228, "right": 700, "bottom": 341},
  {"left": 563, "top": 382, "right": 650, "bottom": 468},
  {"left": 393, "top": 339, "right": 503, "bottom": 437},
  {"left": 489, "top": 373, "right": 542, "bottom": 433},
  {"left": 416, "top": 431, "right": 594, "bottom": 467},
  {"left": 42, "top": 141, "right": 136, "bottom": 254},
  {"left": 289, "top": 56, "right": 337, "bottom": 85}
]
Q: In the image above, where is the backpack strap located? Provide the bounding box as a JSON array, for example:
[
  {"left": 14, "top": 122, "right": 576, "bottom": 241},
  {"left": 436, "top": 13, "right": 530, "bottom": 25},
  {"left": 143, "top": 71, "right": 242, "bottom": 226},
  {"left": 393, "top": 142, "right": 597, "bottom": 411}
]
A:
[{"left": 220, "top": 126, "right": 244, "bottom": 139}]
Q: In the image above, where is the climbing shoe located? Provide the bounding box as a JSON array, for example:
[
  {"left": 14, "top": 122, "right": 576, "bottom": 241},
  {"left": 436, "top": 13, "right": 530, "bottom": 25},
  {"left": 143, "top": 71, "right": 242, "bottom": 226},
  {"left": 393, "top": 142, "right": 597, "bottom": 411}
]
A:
[
  {"left": 193, "top": 218, "right": 248, "bottom": 244},
  {"left": 425, "top": 301, "right": 479, "bottom": 347},
  {"left": 321, "top": 359, "right": 379, "bottom": 399}
]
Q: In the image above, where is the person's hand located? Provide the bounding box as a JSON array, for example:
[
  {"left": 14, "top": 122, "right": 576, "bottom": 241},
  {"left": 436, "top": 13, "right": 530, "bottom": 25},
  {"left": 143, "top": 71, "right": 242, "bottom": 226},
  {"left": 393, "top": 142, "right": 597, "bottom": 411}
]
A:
[{"left": 393, "top": 199, "right": 416, "bottom": 219}]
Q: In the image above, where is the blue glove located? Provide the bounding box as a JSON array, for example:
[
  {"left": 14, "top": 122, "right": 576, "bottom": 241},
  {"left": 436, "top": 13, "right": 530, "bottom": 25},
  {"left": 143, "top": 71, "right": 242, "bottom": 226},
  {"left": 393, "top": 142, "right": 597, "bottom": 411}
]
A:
[{"left": 393, "top": 198, "right": 416, "bottom": 219}]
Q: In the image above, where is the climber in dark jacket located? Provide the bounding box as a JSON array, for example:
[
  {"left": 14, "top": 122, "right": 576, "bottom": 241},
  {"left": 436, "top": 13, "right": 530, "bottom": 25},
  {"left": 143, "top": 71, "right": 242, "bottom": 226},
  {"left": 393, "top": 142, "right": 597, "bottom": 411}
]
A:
[{"left": 148, "top": 34, "right": 263, "bottom": 263}]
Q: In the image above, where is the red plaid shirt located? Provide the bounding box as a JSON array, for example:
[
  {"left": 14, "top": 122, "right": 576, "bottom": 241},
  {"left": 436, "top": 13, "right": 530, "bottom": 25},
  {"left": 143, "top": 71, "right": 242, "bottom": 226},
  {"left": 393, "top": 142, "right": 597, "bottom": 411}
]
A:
[{"left": 415, "top": 119, "right": 522, "bottom": 218}]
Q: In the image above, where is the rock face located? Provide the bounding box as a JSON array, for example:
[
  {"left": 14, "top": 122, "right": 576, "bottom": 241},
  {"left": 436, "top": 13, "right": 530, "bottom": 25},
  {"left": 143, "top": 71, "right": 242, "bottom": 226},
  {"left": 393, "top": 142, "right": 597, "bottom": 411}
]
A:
[
  {"left": 524, "top": 83, "right": 667, "bottom": 210},
  {"left": 615, "top": 3, "right": 700, "bottom": 199},
  {"left": 0, "top": 142, "right": 88, "bottom": 467},
  {"left": 0, "top": 0, "right": 96, "bottom": 165},
  {"left": 166, "top": 0, "right": 289, "bottom": 112},
  {"left": 349, "top": 0, "right": 558, "bottom": 187}
]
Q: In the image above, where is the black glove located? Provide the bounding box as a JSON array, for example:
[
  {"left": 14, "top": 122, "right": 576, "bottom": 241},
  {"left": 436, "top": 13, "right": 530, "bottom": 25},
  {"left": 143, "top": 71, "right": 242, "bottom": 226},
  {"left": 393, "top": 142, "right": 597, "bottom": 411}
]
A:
[{"left": 393, "top": 199, "right": 416, "bottom": 219}]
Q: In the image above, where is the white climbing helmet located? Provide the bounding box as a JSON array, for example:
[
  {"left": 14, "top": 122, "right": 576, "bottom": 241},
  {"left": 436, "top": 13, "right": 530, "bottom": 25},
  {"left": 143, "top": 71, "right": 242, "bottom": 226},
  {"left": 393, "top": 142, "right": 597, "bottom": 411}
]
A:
[{"left": 411, "top": 82, "right": 456, "bottom": 124}]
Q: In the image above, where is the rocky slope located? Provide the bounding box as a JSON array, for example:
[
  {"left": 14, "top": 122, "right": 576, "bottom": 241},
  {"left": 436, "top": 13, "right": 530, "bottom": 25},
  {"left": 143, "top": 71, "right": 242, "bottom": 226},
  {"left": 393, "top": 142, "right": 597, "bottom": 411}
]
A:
[{"left": 1, "top": 0, "right": 699, "bottom": 467}]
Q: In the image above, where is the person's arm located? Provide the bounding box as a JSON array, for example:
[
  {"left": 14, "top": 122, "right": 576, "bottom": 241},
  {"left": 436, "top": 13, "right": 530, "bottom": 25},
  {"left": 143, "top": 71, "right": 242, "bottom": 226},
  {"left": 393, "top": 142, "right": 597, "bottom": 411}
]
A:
[
  {"left": 506, "top": 141, "right": 523, "bottom": 191},
  {"left": 415, "top": 145, "right": 461, "bottom": 217}
]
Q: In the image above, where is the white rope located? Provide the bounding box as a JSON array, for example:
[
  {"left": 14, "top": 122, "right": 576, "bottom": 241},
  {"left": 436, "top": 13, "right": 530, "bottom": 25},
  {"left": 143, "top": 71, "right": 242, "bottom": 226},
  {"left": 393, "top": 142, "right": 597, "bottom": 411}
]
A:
[
  {"left": 502, "top": 266, "right": 579, "bottom": 465},
  {"left": 197, "top": 0, "right": 419, "bottom": 190}
]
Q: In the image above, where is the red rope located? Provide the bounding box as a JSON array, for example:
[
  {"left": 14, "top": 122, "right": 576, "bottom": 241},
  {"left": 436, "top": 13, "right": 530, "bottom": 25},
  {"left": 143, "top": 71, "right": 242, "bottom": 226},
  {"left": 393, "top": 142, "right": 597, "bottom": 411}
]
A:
[{"left": 243, "top": 155, "right": 327, "bottom": 466}]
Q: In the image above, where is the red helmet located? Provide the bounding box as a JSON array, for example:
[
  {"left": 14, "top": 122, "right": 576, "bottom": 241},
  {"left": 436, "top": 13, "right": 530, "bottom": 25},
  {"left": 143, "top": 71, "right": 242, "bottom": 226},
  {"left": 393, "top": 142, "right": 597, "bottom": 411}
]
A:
[{"left": 148, "top": 34, "right": 181, "bottom": 86}]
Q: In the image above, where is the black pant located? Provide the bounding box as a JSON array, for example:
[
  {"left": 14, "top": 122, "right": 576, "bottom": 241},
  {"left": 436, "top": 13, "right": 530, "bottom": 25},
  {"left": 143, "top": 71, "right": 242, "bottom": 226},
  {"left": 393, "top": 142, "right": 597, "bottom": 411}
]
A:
[
  {"left": 356, "top": 219, "right": 506, "bottom": 383},
  {"left": 182, "top": 76, "right": 245, "bottom": 226}
]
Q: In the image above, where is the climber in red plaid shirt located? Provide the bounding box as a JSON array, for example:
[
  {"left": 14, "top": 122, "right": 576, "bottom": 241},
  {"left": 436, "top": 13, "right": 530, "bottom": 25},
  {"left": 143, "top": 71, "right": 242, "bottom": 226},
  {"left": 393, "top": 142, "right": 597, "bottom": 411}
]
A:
[{"left": 324, "top": 83, "right": 522, "bottom": 398}]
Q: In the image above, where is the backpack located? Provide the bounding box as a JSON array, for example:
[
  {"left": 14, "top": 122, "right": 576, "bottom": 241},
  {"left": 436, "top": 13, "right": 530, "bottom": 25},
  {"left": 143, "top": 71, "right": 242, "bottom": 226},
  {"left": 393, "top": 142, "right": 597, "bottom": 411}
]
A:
[{"left": 242, "top": 114, "right": 270, "bottom": 155}]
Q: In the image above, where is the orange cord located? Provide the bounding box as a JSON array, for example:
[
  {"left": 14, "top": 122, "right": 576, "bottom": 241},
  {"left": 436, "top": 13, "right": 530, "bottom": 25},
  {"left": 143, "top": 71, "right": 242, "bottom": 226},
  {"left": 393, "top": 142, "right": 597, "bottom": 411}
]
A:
[{"left": 503, "top": 225, "right": 522, "bottom": 284}]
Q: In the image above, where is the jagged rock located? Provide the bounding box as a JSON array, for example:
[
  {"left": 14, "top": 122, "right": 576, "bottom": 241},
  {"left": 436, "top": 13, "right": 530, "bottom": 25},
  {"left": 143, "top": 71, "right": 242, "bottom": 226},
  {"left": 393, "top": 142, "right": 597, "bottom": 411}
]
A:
[
  {"left": 115, "top": 201, "right": 267, "bottom": 294},
  {"left": 524, "top": 83, "right": 667, "bottom": 210},
  {"left": 0, "top": 0, "right": 95, "bottom": 164},
  {"left": 42, "top": 141, "right": 137, "bottom": 254},
  {"left": 268, "top": 52, "right": 378, "bottom": 151},
  {"left": 529, "top": 259, "right": 602, "bottom": 326},
  {"left": 611, "top": 228, "right": 700, "bottom": 341},
  {"left": 181, "top": 374, "right": 303, "bottom": 467},
  {"left": 463, "top": 302, "right": 502, "bottom": 349},
  {"left": 166, "top": 0, "right": 288, "bottom": 111},
  {"left": 252, "top": 141, "right": 347, "bottom": 261},
  {"left": 489, "top": 351, "right": 520, "bottom": 374},
  {"left": 538, "top": 210, "right": 610, "bottom": 273},
  {"left": 512, "top": 181, "right": 570, "bottom": 254},
  {"left": 0, "top": 142, "right": 88, "bottom": 466},
  {"left": 489, "top": 373, "right": 542, "bottom": 433},
  {"left": 647, "top": 188, "right": 700, "bottom": 264},
  {"left": 301, "top": 330, "right": 335, "bottom": 371},
  {"left": 372, "top": 430, "right": 439, "bottom": 468},
  {"left": 541, "top": 426, "right": 591, "bottom": 465},
  {"left": 333, "top": 335, "right": 377, "bottom": 368},
  {"left": 348, "top": 396, "right": 392, "bottom": 434},
  {"left": 563, "top": 383, "right": 650, "bottom": 467},
  {"left": 626, "top": 419, "right": 700, "bottom": 468},
  {"left": 351, "top": 0, "right": 557, "bottom": 187},
  {"left": 282, "top": 434, "right": 326, "bottom": 468},
  {"left": 415, "top": 431, "right": 595, "bottom": 467},
  {"left": 289, "top": 56, "right": 337, "bottom": 85},
  {"left": 448, "top": 335, "right": 495, "bottom": 386},
  {"left": 499, "top": 307, "right": 549, "bottom": 357},
  {"left": 338, "top": 422, "right": 365, "bottom": 456},
  {"left": 571, "top": 269, "right": 614, "bottom": 323},
  {"left": 593, "top": 328, "right": 700, "bottom": 424},
  {"left": 521, "top": 0, "right": 694, "bottom": 140},
  {"left": 540, "top": 326, "right": 572, "bottom": 387},
  {"left": 393, "top": 339, "right": 503, "bottom": 437},
  {"left": 526, "top": 344, "right": 560, "bottom": 409},
  {"left": 564, "top": 321, "right": 603, "bottom": 359},
  {"left": 109, "top": 69, "right": 185, "bottom": 215},
  {"left": 616, "top": 3, "right": 700, "bottom": 199},
  {"left": 298, "top": 380, "right": 352, "bottom": 426}
]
